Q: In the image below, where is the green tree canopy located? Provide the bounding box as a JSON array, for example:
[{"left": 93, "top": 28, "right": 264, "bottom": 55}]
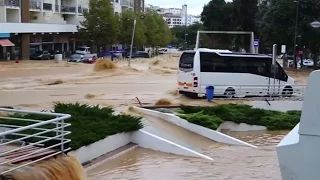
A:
[
  {"left": 258, "top": 0, "right": 320, "bottom": 55},
  {"left": 79, "top": 0, "right": 119, "bottom": 48}
]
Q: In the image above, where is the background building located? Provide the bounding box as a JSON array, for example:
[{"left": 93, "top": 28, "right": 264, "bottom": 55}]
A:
[
  {"left": 0, "top": 0, "right": 89, "bottom": 60},
  {"left": 147, "top": 4, "right": 201, "bottom": 28},
  {"left": 133, "top": 0, "right": 144, "bottom": 12}
]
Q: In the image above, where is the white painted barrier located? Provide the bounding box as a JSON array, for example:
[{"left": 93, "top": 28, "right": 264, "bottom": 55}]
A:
[
  {"left": 132, "top": 130, "right": 213, "bottom": 161},
  {"left": 277, "top": 70, "right": 320, "bottom": 180},
  {"left": 247, "top": 101, "right": 303, "bottom": 112},
  {"left": 73, "top": 129, "right": 213, "bottom": 166},
  {"left": 133, "top": 107, "right": 257, "bottom": 148},
  {"left": 70, "top": 133, "right": 132, "bottom": 164}
]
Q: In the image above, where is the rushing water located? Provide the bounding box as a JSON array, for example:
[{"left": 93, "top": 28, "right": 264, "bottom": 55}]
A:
[{"left": 87, "top": 115, "right": 286, "bottom": 180}]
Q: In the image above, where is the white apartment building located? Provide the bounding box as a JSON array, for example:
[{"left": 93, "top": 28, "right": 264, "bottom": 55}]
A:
[
  {"left": 153, "top": 4, "right": 201, "bottom": 28},
  {"left": 0, "top": 0, "right": 133, "bottom": 60}
]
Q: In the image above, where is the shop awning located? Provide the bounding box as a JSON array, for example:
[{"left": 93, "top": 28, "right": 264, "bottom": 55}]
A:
[{"left": 0, "top": 39, "right": 15, "bottom": 47}]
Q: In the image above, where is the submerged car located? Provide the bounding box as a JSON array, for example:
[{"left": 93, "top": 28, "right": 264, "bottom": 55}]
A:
[
  {"left": 68, "top": 54, "right": 84, "bottom": 62},
  {"left": 30, "top": 51, "right": 51, "bottom": 60}
]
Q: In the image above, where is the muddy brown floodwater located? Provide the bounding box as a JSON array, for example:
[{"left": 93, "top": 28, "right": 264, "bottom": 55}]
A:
[
  {"left": 0, "top": 56, "right": 308, "bottom": 180},
  {"left": 87, "top": 114, "right": 286, "bottom": 180}
]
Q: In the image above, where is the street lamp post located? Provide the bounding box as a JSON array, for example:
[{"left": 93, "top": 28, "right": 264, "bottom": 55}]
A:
[
  {"left": 128, "top": 18, "right": 137, "bottom": 67},
  {"left": 128, "top": 15, "right": 145, "bottom": 67},
  {"left": 310, "top": 21, "right": 320, "bottom": 68},
  {"left": 293, "top": 0, "right": 300, "bottom": 69}
]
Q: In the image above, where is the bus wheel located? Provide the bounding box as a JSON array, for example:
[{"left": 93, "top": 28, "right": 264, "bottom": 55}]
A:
[
  {"left": 184, "top": 92, "right": 198, "bottom": 99},
  {"left": 224, "top": 88, "right": 235, "bottom": 98},
  {"left": 282, "top": 86, "right": 293, "bottom": 97}
]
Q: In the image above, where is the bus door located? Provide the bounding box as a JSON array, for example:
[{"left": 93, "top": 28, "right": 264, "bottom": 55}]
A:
[{"left": 268, "top": 63, "right": 281, "bottom": 95}]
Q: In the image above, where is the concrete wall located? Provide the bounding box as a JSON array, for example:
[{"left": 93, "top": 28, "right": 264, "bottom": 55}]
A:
[
  {"left": 132, "top": 130, "right": 213, "bottom": 161},
  {"left": 133, "top": 107, "right": 257, "bottom": 148},
  {"left": 72, "top": 129, "right": 213, "bottom": 165},
  {"left": 0, "top": 7, "right": 6, "bottom": 22},
  {"left": 247, "top": 101, "right": 303, "bottom": 112},
  {"left": 217, "top": 121, "right": 267, "bottom": 132},
  {"left": 71, "top": 133, "right": 132, "bottom": 164},
  {"left": 6, "top": 9, "right": 20, "bottom": 23}
]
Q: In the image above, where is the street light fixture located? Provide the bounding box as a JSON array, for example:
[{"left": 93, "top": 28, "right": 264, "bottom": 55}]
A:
[
  {"left": 310, "top": 21, "right": 320, "bottom": 28},
  {"left": 293, "top": 0, "right": 300, "bottom": 69}
]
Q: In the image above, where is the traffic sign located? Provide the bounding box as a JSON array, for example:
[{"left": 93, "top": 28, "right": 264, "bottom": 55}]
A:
[
  {"left": 281, "top": 45, "right": 286, "bottom": 54},
  {"left": 254, "top": 39, "right": 259, "bottom": 47}
]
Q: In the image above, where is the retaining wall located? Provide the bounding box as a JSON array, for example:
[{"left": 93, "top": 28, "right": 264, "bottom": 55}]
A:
[
  {"left": 133, "top": 107, "right": 257, "bottom": 148},
  {"left": 73, "top": 129, "right": 213, "bottom": 166},
  {"left": 71, "top": 133, "right": 132, "bottom": 164}
]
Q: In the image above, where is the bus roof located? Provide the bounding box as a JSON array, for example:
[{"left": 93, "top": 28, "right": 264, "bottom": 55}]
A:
[{"left": 184, "top": 49, "right": 272, "bottom": 58}]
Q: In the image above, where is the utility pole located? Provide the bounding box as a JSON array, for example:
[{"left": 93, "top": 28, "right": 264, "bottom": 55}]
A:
[{"left": 293, "top": 0, "right": 299, "bottom": 69}]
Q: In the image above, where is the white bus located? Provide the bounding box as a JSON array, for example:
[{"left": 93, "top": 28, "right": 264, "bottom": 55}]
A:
[{"left": 178, "top": 48, "right": 297, "bottom": 98}]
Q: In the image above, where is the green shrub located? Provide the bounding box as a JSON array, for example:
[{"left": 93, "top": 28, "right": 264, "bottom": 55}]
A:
[
  {"left": 0, "top": 102, "right": 143, "bottom": 150},
  {"left": 179, "top": 104, "right": 301, "bottom": 131}
]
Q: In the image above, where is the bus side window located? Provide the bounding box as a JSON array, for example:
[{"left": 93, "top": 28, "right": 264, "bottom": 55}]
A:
[{"left": 272, "top": 63, "right": 288, "bottom": 81}]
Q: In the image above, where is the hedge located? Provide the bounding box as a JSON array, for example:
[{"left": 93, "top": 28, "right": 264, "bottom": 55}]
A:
[
  {"left": 178, "top": 104, "right": 301, "bottom": 130},
  {"left": 0, "top": 102, "right": 143, "bottom": 150}
]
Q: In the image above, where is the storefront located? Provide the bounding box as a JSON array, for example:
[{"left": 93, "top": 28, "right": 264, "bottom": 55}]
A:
[{"left": 0, "top": 33, "right": 15, "bottom": 60}]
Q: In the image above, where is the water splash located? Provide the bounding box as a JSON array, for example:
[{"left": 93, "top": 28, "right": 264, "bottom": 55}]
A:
[{"left": 3, "top": 155, "right": 87, "bottom": 180}]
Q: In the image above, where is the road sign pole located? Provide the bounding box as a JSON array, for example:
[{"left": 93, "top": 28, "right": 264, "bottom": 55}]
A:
[
  {"left": 253, "top": 39, "right": 259, "bottom": 54},
  {"left": 129, "top": 18, "right": 137, "bottom": 67}
]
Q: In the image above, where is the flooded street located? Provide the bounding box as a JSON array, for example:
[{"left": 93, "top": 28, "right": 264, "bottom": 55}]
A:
[
  {"left": 0, "top": 56, "right": 307, "bottom": 179},
  {"left": 88, "top": 146, "right": 281, "bottom": 180}
]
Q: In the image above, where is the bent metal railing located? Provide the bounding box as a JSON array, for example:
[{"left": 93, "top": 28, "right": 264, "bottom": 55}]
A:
[
  {"left": 0, "top": 108, "right": 71, "bottom": 175},
  {"left": 194, "top": 84, "right": 306, "bottom": 101}
]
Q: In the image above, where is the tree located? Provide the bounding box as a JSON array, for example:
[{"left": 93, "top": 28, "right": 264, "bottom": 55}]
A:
[
  {"left": 153, "top": 14, "right": 172, "bottom": 47},
  {"left": 78, "top": 0, "right": 119, "bottom": 51},
  {"left": 119, "top": 11, "right": 147, "bottom": 49},
  {"left": 259, "top": 0, "right": 320, "bottom": 57},
  {"left": 171, "top": 23, "right": 204, "bottom": 48},
  {"left": 144, "top": 12, "right": 159, "bottom": 47},
  {"left": 119, "top": 10, "right": 136, "bottom": 46}
]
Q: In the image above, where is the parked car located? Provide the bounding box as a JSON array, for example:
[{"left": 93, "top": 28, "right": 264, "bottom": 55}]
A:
[
  {"left": 127, "top": 51, "right": 150, "bottom": 59},
  {"left": 289, "top": 59, "right": 314, "bottom": 68},
  {"left": 30, "top": 51, "right": 51, "bottom": 60},
  {"left": 68, "top": 53, "right": 84, "bottom": 62},
  {"left": 83, "top": 55, "right": 98, "bottom": 64}
]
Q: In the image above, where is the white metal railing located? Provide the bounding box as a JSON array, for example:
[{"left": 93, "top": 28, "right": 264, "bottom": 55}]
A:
[
  {"left": 197, "top": 84, "right": 306, "bottom": 100},
  {"left": 0, "top": 108, "right": 71, "bottom": 175}
]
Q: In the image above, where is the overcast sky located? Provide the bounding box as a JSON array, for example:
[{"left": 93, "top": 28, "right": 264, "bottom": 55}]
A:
[{"left": 145, "top": 0, "right": 232, "bottom": 15}]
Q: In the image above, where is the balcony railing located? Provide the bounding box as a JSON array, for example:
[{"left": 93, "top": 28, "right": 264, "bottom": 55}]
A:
[
  {"left": 120, "top": 0, "right": 133, "bottom": 7},
  {"left": 29, "top": 0, "right": 41, "bottom": 10},
  {"left": 78, "top": 6, "right": 88, "bottom": 14},
  {"left": 43, "top": 3, "right": 52, "bottom": 11},
  {"left": 4, "top": 0, "right": 20, "bottom": 7},
  {"left": 61, "top": 5, "right": 76, "bottom": 13},
  {"left": 0, "top": 108, "right": 71, "bottom": 175}
]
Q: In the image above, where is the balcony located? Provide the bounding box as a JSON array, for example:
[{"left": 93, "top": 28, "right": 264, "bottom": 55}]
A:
[
  {"left": 43, "top": 3, "right": 52, "bottom": 11},
  {"left": 77, "top": 6, "right": 88, "bottom": 15},
  {"left": 60, "top": 5, "right": 76, "bottom": 14},
  {"left": 29, "top": 0, "right": 41, "bottom": 11},
  {"left": 120, "top": 0, "right": 133, "bottom": 8},
  {"left": 3, "top": 0, "right": 20, "bottom": 8}
]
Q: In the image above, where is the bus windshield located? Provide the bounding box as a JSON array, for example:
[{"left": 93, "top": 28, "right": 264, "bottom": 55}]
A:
[{"left": 179, "top": 52, "right": 195, "bottom": 70}]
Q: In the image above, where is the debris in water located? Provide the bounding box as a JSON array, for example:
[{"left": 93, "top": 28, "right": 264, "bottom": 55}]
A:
[
  {"left": 94, "top": 59, "right": 117, "bottom": 72},
  {"left": 155, "top": 98, "right": 172, "bottom": 106},
  {"left": 84, "top": 93, "right": 95, "bottom": 99},
  {"left": 48, "top": 79, "right": 63, "bottom": 85},
  {"left": 167, "top": 89, "right": 179, "bottom": 96}
]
